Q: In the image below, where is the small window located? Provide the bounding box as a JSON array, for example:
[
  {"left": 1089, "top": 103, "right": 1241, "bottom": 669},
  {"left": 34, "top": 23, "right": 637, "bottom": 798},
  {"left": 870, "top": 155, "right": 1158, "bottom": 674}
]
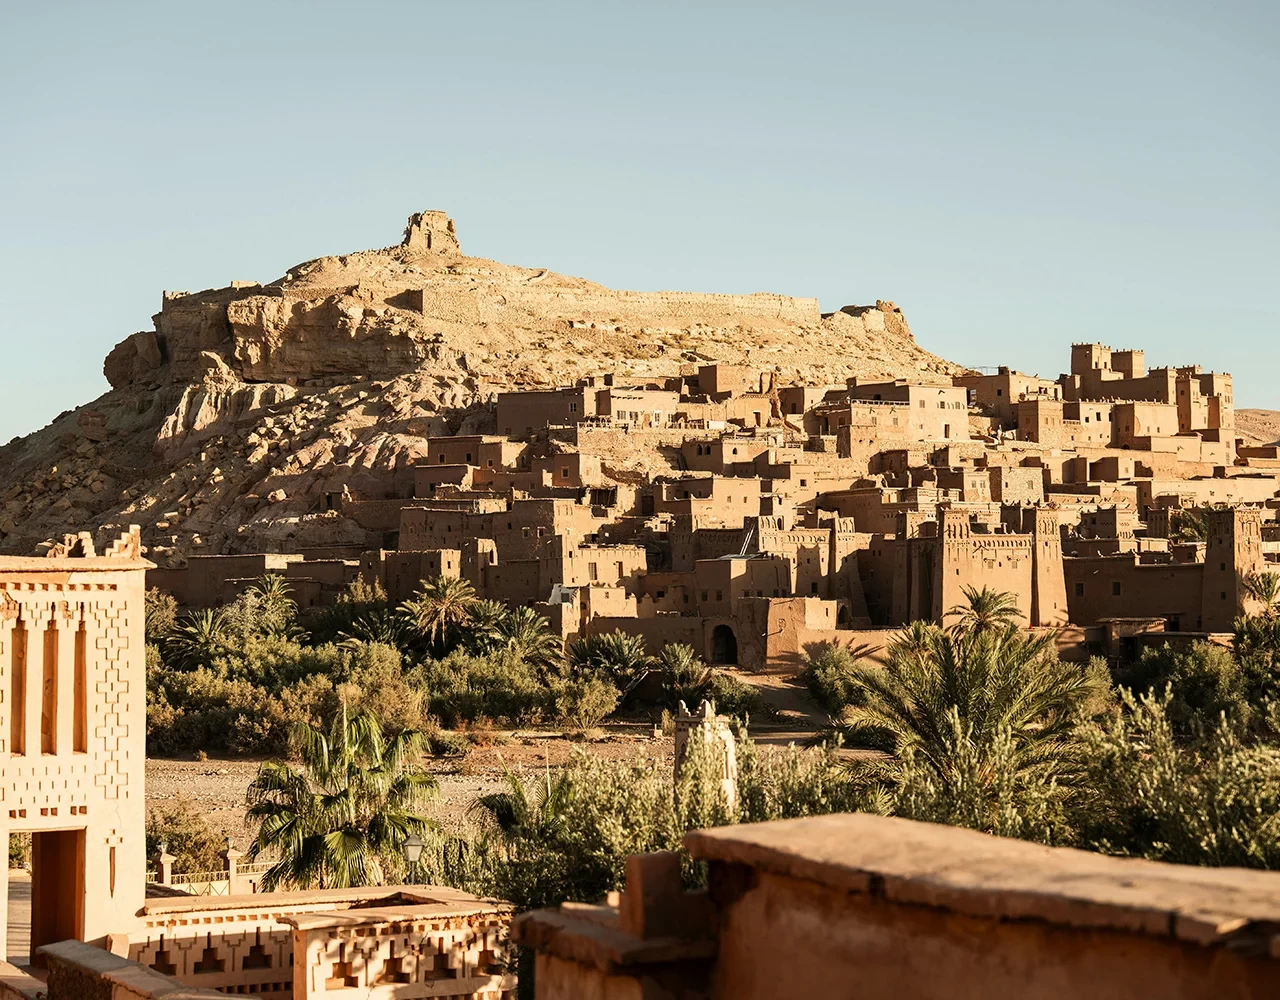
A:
[
  {"left": 996, "top": 388, "right": 1003, "bottom": 397},
  {"left": 811, "top": 582, "right": 819, "bottom": 594},
  {"left": 1074, "top": 582, "right": 1084, "bottom": 597},
  {"left": 716, "top": 590, "right": 723, "bottom": 601},
  {"left": 1111, "top": 581, "right": 1122, "bottom": 596},
  {"left": 465, "top": 452, "right": 473, "bottom": 463},
  {"left": 701, "top": 591, "right": 709, "bottom": 601}
]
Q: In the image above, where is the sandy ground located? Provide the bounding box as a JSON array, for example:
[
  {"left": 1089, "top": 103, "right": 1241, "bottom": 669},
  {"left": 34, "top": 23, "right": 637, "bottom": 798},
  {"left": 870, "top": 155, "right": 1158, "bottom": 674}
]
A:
[
  {"left": 6, "top": 870, "right": 29, "bottom": 966},
  {"left": 143, "top": 672, "right": 828, "bottom": 849},
  {"left": 145, "top": 725, "right": 681, "bottom": 847}
]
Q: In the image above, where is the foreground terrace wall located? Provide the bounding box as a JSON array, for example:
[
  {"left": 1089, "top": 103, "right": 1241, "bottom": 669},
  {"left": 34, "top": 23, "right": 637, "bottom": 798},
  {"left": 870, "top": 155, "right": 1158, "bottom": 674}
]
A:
[{"left": 515, "top": 813, "right": 1280, "bottom": 1000}]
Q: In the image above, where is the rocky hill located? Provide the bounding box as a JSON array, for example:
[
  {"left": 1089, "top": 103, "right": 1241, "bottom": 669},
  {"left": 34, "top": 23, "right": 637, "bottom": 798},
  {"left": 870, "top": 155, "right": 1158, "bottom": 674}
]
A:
[
  {"left": 0, "top": 212, "right": 962, "bottom": 563},
  {"left": 1237, "top": 409, "right": 1280, "bottom": 448}
]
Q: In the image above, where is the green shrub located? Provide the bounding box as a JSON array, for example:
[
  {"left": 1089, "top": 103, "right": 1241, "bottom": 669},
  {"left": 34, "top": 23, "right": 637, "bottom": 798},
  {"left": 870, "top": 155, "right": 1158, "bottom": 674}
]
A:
[
  {"left": 1116, "top": 641, "right": 1251, "bottom": 736},
  {"left": 336, "top": 641, "right": 425, "bottom": 735},
  {"left": 145, "top": 588, "right": 179, "bottom": 646},
  {"left": 416, "top": 651, "right": 550, "bottom": 727},
  {"left": 736, "top": 735, "right": 859, "bottom": 823},
  {"left": 800, "top": 642, "right": 866, "bottom": 715},
  {"left": 709, "top": 672, "right": 764, "bottom": 721},
  {"left": 424, "top": 724, "right": 469, "bottom": 757},
  {"left": 554, "top": 676, "right": 620, "bottom": 729},
  {"left": 8, "top": 833, "right": 30, "bottom": 869},
  {"left": 146, "top": 796, "right": 226, "bottom": 875},
  {"left": 468, "top": 733, "right": 855, "bottom": 912},
  {"left": 302, "top": 578, "right": 393, "bottom": 646},
  {"left": 1073, "top": 691, "right": 1280, "bottom": 867}
]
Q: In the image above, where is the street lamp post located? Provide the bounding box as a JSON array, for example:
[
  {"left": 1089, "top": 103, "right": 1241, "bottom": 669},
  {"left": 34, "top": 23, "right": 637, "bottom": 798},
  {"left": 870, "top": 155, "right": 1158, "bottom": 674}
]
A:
[{"left": 402, "top": 833, "right": 424, "bottom": 884}]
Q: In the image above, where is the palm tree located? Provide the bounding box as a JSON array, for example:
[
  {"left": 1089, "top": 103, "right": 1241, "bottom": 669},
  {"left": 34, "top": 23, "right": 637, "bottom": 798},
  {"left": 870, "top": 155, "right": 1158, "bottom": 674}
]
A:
[
  {"left": 1172, "top": 506, "right": 1210, "bottom": 543},
  {"left": 165, "top": 608, "right": 229, "bottom": 669},
  {"left": 894, "top": 620, "right": 941, "bottom": 657},
  {"left": 497, "top": 607, "right": 565, "bottom": 674},
  {"left": 398, "top": 576, "right": 479, "bottom": 652},
  {"left": 337, "top": 608, "right": 410, "bottom": 649},
  {"left": 463, "top": 599, "right": 512, "bottom": 654},
  {"left": 249, "top": 574, "right": 297, "bottom": 624},
  {"left": 1234, "top": 612, "right": 1280, "bottom": 677},
  {"left": 946, "top": 585, "right": 1023, "bottom": 636},
  {"left": 1243, "top": 571, "right": 1280, "bottom": 618},
  {"left": 471, "top": 767, "right": 574, "bottom": 842},
  {"left": 658, "top": 643, "right": 712, "bottom": 709},
  {"left": 246, "top": 707, "right": 437, "bottom": 890},
  {"left": 568, "top": 630, "right": 653, "bottom": 688},
  {"left": 221, "top": 575, "right": 306, "bottom": 642},
  {"left": 830, "top": 616, "right": 1102, "bottom": 833}
]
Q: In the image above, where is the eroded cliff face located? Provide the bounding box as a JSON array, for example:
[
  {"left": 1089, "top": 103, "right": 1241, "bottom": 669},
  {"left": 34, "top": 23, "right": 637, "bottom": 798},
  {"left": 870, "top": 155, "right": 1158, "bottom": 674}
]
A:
[{"left": 0, "top": 212, "right": 961, "bottom": 563}]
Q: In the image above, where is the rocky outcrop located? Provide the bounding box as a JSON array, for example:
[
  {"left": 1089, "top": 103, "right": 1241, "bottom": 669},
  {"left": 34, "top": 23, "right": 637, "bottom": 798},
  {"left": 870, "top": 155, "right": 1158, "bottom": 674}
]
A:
[{"left": 0, "top": 212, "right": 963, "bottom": 563}]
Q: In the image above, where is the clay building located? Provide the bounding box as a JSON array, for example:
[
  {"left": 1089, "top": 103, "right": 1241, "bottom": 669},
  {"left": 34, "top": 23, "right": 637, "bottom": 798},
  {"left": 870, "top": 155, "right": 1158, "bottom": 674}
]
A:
[
  {"left": 1063, "top": 507, "right": 1267, "bottom": 631},
  {"left": 0, "top": 529, "right": 150, "bottom": 963},
  {"left": 139, "top": 338, "right": 1276, "bottom": 673},
  {"left": 953, "top": 366, "right": 1061, "bottom": 424}
]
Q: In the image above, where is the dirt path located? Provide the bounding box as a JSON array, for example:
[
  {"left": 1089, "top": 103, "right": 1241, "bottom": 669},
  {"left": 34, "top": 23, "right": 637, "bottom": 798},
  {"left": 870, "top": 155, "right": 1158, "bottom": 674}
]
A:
[{"left": 734, "top": 671, "right": 830, "bottom": 746}]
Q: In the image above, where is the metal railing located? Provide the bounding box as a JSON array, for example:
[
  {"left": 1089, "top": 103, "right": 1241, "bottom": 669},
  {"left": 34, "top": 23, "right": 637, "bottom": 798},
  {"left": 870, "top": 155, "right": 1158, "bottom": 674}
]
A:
[{"left": 145, "top": 860, "right": 274, "bottom": 895}]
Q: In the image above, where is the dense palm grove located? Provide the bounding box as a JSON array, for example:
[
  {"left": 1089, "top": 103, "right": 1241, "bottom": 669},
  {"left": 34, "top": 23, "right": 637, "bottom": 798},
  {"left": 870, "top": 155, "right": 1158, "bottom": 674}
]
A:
[
  {"left": 146, "top": 576, "right": 763, "bottom": 758},
  {"left": 144, "top": 572, "right": 1280, "bottom": 912}
]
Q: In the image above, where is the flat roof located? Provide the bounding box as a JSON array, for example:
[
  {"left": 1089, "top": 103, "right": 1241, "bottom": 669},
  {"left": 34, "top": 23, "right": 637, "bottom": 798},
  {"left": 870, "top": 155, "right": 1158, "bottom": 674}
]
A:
[{"left": 685, "top": 813, "right": 1280, "bottom": 947}]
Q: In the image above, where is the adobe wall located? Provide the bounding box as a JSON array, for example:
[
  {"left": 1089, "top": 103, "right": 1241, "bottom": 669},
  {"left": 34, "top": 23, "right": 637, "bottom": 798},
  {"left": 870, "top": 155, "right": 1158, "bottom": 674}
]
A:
[
  {"left": 586, "top": 615, "right": 703, "bottom": 655},
  {"left": 0, "top": 533, "right": 151, "bottom": 955},
  {"left": 1064, "top": 556, "right": 1204, "bottom": 628},
  {"left": 181, "top": 553, "right": 305, "bottom": 607},
  {"left": 516, "top": 812, "right": 1280, "bottom": 1000},
  {"left": 484, "top": 286, "right": 821, "bottom": 333},
  {"left": 710, "top": 866, "right": 1275, "bottom": 1000}
]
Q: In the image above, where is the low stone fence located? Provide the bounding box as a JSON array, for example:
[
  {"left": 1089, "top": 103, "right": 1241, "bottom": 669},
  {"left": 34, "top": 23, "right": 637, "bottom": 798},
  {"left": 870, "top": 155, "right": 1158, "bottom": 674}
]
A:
[
  {"left": 112, "top": 885, "right": 513, "bottom": 999},
  {"left": 39, "top": 940, "right": 229, "bottom": 999}
]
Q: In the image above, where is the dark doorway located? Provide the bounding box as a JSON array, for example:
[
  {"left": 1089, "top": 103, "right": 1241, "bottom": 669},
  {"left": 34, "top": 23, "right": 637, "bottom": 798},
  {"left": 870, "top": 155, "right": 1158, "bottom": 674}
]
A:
[
  {"left": 30, "top": 830, "right": 84, "bottom": 966},
  {"left": 710, "top": 624, "right": 738, "bottom": 665}
]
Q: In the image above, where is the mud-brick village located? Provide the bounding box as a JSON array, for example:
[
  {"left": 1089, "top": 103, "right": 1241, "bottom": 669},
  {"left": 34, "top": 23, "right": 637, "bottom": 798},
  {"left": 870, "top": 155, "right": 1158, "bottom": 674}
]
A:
[{"left": 2, "top": 5, "right": 1280, "bottom": 998}]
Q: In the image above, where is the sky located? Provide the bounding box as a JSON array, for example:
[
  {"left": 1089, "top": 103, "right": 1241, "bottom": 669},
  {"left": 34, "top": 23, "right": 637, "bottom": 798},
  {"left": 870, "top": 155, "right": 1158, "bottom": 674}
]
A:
[{"left": 1, "top": 1, "right": 1276, "bottom": 442}]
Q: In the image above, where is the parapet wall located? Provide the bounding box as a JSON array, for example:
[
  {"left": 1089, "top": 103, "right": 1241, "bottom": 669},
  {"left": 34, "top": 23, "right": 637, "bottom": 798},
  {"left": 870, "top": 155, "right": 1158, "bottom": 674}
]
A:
[{"left": 516, "top": 813, "right": 1280, "bottom": 1000}]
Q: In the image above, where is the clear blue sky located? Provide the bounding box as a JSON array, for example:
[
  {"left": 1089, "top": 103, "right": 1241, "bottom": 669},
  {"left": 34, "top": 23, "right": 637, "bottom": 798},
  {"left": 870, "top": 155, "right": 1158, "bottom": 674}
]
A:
[{"left": 2, "top": 1, "right": 1276, "bottom": 442}]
